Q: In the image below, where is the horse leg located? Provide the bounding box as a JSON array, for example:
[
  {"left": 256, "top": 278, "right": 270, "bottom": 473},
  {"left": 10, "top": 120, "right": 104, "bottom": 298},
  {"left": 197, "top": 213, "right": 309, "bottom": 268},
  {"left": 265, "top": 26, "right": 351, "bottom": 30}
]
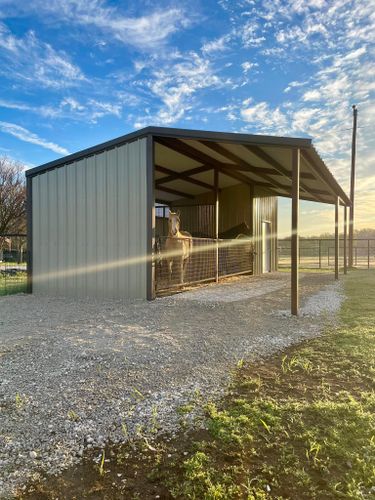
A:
[{"left": 168, "top": 258, "right": 173, "bottom": 284}]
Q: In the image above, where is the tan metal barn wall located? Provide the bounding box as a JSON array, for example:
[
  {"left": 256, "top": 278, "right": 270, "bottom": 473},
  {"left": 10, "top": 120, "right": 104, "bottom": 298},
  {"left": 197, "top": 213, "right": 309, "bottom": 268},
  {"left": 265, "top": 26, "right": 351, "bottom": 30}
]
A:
[
  {"left": 173, "top": 183, "right": 252, "bottom": 233},
  {"left": 252, "top": 195, "right": 278, "bottom": 275},
  {"left": 32, "top": 138, "right": 148, "bottom": 298}
]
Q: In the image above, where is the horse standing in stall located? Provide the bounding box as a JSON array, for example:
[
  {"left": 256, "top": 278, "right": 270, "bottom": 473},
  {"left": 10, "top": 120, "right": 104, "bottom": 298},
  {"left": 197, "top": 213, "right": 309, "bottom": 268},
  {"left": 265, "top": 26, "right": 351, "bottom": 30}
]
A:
[{"left": 164, "top": 211, "right": 193, "bottom": 285}]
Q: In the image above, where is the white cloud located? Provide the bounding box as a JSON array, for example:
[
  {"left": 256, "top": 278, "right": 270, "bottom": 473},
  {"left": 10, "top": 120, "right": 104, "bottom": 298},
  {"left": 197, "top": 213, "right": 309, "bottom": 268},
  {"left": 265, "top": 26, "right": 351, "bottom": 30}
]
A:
[
  {"left": 241, "top": 101, "right": 288, "bottom": 132},
  {"left": 201, "top": 34, "right": 231, "bottom": 54},
  {"left": 0, "top": 23, "right": 85, "bottom": 88},
  {"left": 0, "top": 95, "right": 123, "bottom": 123},
  {"left": 241, "top": 20, "right": 266, "bottom": 47},
  {"left": 61, "top": 97, "right": 85, "bottom": 112},
  {"left": 292, "top": 107, "right": 320, "bottom": 131},
  {"left": 0, "top": 121, "right": 69, "bottom": 155},
  {"left": 0, "top": 99, "right": 32, "bottom": 111},
  {"left": 87, "top": 99, "right": 122, "bottom": 121},
  {"left": 134, "top": 52, "right": 227, "bottom": 126},
  {"left": 4, "top": 1, "right": 191, "bottom": 51},
  {"left": 284, "top": 80, "right": 307, "bottom": 93},
  {"left": 241, "top": 61, "right": 257, "bottom": 74},
  {"left": 302, "top": 89, "right": 321, "bottom": 101}
]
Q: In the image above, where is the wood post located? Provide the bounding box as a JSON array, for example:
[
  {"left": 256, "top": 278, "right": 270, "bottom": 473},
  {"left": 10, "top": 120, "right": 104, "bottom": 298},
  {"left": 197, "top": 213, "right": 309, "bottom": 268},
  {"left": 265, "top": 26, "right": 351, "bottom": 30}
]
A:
[
  {"left": 335, "top": 197, "right": 339, "bottom": 280},
  {"left": 214, "top": 168, "right": 219, "bottom": 283},
  {"left": 291, "top": 148, "right": 300, "bottom": 316},
  {"left": 344, "top": 206, "right": 348, "bottom": 275}
]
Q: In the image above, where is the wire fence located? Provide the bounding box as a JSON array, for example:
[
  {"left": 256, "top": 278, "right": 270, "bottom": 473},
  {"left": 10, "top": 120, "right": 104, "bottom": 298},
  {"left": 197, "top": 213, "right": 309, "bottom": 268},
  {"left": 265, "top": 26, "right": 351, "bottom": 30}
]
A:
[
  {"left": 0, "top": 233, "right": 28, "bottom": 295},
  {"left": 155, "top": 236, "right": 254, "bottom": 293},
  {"left": 278, "top": 238, "right": 375, "bottom": 269},
  {"left": 2, "top": 233, "right": 374, "bottom": 297}
]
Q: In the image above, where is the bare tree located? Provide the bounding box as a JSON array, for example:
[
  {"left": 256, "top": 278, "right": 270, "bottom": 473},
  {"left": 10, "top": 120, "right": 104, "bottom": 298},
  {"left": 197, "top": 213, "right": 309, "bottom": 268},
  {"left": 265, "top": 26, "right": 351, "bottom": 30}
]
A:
[{"left": 0, "top": 156, "right": 26, "bottom": 235}]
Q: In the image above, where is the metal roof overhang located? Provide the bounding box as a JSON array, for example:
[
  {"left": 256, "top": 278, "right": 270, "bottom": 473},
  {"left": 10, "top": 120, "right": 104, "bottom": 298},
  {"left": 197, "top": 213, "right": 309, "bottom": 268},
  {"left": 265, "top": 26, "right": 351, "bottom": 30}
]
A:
[{"left": 26, "top": 126, "right": 351, "bottom": 207}]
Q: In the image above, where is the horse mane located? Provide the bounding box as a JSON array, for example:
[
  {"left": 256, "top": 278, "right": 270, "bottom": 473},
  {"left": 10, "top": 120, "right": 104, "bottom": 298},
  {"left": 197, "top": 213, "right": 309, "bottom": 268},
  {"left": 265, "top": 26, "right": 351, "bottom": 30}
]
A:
[{"left": 219, "top": 222, "right": 252, "bottom": 239}]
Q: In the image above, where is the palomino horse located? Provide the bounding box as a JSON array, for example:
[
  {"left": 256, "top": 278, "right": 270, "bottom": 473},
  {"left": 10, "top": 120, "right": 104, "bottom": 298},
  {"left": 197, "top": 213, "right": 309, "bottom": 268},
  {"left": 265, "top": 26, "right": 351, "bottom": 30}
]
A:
[{"left": 164, "top": 211, "right": 192, "bottom": 284}]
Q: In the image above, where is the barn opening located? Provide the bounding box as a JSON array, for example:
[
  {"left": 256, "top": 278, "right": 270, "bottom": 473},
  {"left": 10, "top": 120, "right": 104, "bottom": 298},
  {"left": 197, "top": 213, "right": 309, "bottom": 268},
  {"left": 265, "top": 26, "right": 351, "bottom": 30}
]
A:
[{"left": 26, "top": 126, "right": 351, "bottom": 315}]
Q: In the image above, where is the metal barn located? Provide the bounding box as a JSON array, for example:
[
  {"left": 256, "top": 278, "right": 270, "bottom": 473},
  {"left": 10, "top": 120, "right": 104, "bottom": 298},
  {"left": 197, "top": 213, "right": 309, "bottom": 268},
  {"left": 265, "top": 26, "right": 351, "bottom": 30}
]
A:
[{"left": 26, "top": 127, "right": 351, "bottom": 314}]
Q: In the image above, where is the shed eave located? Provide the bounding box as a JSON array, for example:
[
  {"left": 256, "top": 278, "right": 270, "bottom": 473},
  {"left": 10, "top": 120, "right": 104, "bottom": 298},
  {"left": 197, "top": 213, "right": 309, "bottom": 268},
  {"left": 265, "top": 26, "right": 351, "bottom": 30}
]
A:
[
  {"left": 25, "top": 126, "right": 312, "bottom": 178},
  {"left": 24, "top": 125, "right": 350, "bottom": 207}
]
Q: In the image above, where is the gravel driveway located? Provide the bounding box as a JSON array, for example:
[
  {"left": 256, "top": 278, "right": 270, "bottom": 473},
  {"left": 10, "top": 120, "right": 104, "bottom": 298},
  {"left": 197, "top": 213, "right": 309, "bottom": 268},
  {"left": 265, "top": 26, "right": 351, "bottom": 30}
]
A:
[{"left": 0, "top": 272, "right": 344, "bottom": 497}]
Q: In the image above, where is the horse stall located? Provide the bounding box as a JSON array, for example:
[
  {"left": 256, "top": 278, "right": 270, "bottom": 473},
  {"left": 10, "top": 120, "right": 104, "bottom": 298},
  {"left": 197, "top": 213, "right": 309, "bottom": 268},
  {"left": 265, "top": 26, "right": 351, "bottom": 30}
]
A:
[
  {"left": 26, "top": 126, "right": 350, "bottom": 313},
  {"left": 155, "top": 204, "right": 255, "bottom": 294}
]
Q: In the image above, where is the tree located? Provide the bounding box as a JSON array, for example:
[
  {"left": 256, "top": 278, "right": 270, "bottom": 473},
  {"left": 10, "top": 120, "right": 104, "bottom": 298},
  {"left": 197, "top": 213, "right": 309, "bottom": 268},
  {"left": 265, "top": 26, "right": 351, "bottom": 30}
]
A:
[{"left": 0, "top": 156, "right": 26, "bottom": 235}]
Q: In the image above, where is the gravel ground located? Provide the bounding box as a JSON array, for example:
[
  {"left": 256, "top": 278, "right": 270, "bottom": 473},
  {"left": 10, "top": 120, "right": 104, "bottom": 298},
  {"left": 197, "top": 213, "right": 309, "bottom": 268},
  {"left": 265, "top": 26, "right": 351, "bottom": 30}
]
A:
[{"left": 0, "top": 272, "right": 344, "bottom": 497}]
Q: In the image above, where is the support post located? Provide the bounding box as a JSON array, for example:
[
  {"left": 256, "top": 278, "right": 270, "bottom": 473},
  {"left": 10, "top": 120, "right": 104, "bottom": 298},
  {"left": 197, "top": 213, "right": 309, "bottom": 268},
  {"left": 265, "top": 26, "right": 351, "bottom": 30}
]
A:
[
  {"left": 344, "top": 206, "right": 348, "bottom": 275},
  {"left": 335, "top": 197, "right": 339, "bottom": 280},
  {"left": 291, "top": 148, "right": 300, "bottom": 316},
  {"left": 146, "top": 134, "right": 156, "bottom": 300},
  {"left": 214, "top": 168, "right": 219, "bottom": 283},
  {"left": 349, "top": 105, "right": 358, "bottom": 267},
  {"left": 26, "top": 176, "right": 33, "bottom": 293}
]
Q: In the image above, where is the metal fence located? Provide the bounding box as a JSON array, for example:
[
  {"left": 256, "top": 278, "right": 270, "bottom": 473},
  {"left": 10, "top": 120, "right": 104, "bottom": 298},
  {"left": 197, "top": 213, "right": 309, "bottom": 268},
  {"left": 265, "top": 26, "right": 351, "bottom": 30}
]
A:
[
  {"left": 278, "top": 238, "right": 375, "bottom": 269},
  {"left": 0, "top": 233, "right": 28, "bottom": 295},
  {"left": 155, "top": 236, "right": 254, "bottom": 293}
]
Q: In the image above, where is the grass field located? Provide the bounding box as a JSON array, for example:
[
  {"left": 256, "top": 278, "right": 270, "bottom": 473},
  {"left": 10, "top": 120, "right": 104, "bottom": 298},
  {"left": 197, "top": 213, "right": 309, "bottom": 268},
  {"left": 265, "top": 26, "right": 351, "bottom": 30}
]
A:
[
  {"left": 0, "top": 271, "right": 27, "bottom": 296},
  {"left": 22, "top": 270, "right": 375, "bottom": 499}
]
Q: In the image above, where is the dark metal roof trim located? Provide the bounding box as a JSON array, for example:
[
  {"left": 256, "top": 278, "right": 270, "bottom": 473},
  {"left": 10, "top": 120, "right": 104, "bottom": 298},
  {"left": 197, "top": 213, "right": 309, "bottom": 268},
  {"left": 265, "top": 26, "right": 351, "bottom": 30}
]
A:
[
  {"left": 25, "top": 126, "right": 312, "bottom": 178},
  {"left": 26, "top": 127, "right": 152, "bottom": 177},
  {"left": 24, "top": 125, "right": 350, "bottom": 206}
]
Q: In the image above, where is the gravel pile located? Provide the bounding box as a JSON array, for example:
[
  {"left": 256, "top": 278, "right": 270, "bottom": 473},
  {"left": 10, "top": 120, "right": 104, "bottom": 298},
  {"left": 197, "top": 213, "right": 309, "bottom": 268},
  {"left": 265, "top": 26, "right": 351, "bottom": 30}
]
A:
[{"left": 0, "top": 272, "right": 344, "bottom": 497}]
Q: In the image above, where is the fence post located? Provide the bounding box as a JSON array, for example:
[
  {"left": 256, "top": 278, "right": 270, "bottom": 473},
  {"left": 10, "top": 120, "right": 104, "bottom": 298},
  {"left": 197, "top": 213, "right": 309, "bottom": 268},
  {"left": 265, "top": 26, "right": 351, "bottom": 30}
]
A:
[
  {"left": 214, "top": 169, "right": 219, "bottom": 283},
  {"left": 344, "top": 207, "right": 348, "bottom": 275},
  {"left": 368, "top": 239, "right": 370, "bottom": 269},
  {"left": 318, "top": 239, "right": 322, "bottom": 269},
  {"left": 335, "top": 197, "right": 339, "bottom": 280}
]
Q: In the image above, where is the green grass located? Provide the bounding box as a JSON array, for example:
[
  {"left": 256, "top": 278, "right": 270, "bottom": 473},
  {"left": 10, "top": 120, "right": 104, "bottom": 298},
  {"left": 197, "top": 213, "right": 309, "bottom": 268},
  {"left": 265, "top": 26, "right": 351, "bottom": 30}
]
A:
[
  {"left": 21, "top": 270, "right": 375, "bottom": 500},
  {"left": 167, "top": 270, "right": 375, "bottom": 499},
  {"left": 0, "top": 272, "right": 27, "bottom": 296}
]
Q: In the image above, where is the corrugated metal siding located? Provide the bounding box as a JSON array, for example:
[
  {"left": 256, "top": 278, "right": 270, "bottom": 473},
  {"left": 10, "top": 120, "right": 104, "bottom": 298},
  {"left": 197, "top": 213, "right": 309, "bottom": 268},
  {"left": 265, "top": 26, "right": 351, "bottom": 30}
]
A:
[
  {"left": 172, "top": 183, "right": 252, "bottom": 233},
  {"left": 218, "top": 184, "right": 252, "bottom": 233},
  {"left": 32, "top": 138, "right": 148, "bottom": 299},
  {"left": 252, "top": 196, "right": 278, "bottom": 275}
]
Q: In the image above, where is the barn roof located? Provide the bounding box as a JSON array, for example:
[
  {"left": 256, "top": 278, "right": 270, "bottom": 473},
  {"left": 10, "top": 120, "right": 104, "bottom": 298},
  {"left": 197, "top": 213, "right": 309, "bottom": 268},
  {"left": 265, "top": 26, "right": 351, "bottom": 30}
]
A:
[{"left": 26, "top": 126, "right": 351, "bottom": 206}]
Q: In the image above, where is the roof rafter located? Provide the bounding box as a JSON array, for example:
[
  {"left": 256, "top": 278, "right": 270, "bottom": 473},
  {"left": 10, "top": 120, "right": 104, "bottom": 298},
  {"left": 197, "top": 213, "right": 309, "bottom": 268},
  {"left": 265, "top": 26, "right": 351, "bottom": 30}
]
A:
[
  {"left": 243, "top": 144, "right": 329, "bottom": 203},
  {"left": 155, "top": 136, "right": 281, "bottom": 196},
  {"left": 155, "top": 164, "right": 214, "bottom": 191},
  {"left": 155, "top": 185, "right": 195, "bottom": 199},
  {"left": 301, "top": 149, "right": 349, "bottom": 205},
  {"left": 199, "top": 140, "right": 291, "bottom": 195}
]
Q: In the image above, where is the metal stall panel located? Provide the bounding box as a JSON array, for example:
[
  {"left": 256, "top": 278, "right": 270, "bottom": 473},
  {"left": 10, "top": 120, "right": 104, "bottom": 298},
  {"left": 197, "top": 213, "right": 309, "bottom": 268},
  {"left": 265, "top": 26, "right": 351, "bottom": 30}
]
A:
[{"left": 32, "top": 138, "right": 148, "bottom": 299}]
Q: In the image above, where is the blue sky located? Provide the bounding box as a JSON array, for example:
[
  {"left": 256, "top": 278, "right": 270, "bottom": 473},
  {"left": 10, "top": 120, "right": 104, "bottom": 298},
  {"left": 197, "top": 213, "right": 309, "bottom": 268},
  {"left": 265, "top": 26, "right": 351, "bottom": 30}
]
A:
[{"left": 0, "top": 0, "right": 374, "bottom": 235}]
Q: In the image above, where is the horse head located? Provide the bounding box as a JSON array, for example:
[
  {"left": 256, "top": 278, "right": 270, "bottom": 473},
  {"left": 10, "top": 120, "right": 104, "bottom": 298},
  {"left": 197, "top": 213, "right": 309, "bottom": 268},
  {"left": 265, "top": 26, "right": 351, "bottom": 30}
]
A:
[{"left": 168, "top": 211, "right": 180, "bottom": 236}]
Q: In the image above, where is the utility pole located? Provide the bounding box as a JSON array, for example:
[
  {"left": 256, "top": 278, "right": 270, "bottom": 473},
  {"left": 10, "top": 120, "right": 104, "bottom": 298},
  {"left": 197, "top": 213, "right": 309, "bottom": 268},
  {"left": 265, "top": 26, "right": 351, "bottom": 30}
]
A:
[{"left": 348, "top": 104, "right": 358, "bottom": 268}]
